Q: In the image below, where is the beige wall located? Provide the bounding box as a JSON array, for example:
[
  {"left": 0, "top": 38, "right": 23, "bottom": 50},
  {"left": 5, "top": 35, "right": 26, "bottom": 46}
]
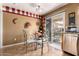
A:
[
  {"left": 3, "top": 12, "right": 39, "bottom": 46},
  {"left": 45, "top": 3, "right": 79, "bottom": 28}
]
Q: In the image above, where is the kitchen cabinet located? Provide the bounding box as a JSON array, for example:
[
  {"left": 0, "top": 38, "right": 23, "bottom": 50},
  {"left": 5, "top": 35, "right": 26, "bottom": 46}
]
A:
[{"left": 63, "top": 33, "right": 79, "bottom": 55}]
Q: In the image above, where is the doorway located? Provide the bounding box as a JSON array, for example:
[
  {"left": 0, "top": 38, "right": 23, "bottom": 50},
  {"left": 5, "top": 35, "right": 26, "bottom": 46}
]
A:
[{"left": 45, "top": 18, "right": 51, "bottom": 42}]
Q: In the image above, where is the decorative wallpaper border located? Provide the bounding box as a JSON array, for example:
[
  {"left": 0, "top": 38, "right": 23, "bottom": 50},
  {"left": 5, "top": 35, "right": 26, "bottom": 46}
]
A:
[{"left": 2, "top": 6, "right": 41, "bottom": 19}]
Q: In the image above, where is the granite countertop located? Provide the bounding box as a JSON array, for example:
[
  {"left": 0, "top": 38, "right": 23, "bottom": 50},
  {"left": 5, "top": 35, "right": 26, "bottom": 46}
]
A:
[{"left": 60, "top": 32, "right": 79, "bottom": 34}]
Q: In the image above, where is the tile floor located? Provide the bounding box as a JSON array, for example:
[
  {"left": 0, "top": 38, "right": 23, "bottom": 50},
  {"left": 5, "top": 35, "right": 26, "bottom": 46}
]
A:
[{"left": 0, "top": 43, "right": 73, "bottom": 56}]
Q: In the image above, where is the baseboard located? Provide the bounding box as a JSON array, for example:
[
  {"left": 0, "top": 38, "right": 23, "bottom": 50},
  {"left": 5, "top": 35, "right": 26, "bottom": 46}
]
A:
[{"left": 3, "top": 42, "right": 25, "bottom": 48}]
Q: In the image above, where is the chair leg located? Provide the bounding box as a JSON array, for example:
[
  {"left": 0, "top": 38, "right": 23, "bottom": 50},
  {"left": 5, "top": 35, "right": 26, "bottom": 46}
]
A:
[
  {"left": 47, "top": 42, "right": 49, "bottom": 52},
  {"left": 25, "top": 41, "right": 27, "bottom": 55},
  {"left": 35, "top": 42, "right": 37, "bottom": 50},
  {"left": 41, "top": 38, "right": 43, "bottom": 56}
]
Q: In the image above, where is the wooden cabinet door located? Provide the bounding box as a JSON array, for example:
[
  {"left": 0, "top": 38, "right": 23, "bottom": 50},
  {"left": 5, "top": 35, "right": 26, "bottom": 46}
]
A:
[
  {"left": 71, "top": 34, "right": 77, "bottom": 55},
  {"left": 63, "top": 34, "right": 72, "bottom": 52}
]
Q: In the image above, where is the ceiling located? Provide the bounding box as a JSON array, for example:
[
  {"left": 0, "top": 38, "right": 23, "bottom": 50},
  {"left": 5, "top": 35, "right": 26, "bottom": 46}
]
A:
[{"left": 3, "top": 3, "right": 68, "bottom": 15}]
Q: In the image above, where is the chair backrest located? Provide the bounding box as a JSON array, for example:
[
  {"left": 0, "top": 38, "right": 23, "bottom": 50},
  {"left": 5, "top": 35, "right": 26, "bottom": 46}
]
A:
[
  {"left": 23, "top": 29, "right": 36, "bottom": 40},
  {"left": 23, "top": 30, "right": 27, "bottom": 39}
]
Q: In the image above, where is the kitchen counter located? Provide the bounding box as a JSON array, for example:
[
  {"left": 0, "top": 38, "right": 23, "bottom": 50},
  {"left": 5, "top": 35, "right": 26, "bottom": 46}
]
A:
[{"left": 62, "top": 32, "right": 79, "bottom": 55}]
